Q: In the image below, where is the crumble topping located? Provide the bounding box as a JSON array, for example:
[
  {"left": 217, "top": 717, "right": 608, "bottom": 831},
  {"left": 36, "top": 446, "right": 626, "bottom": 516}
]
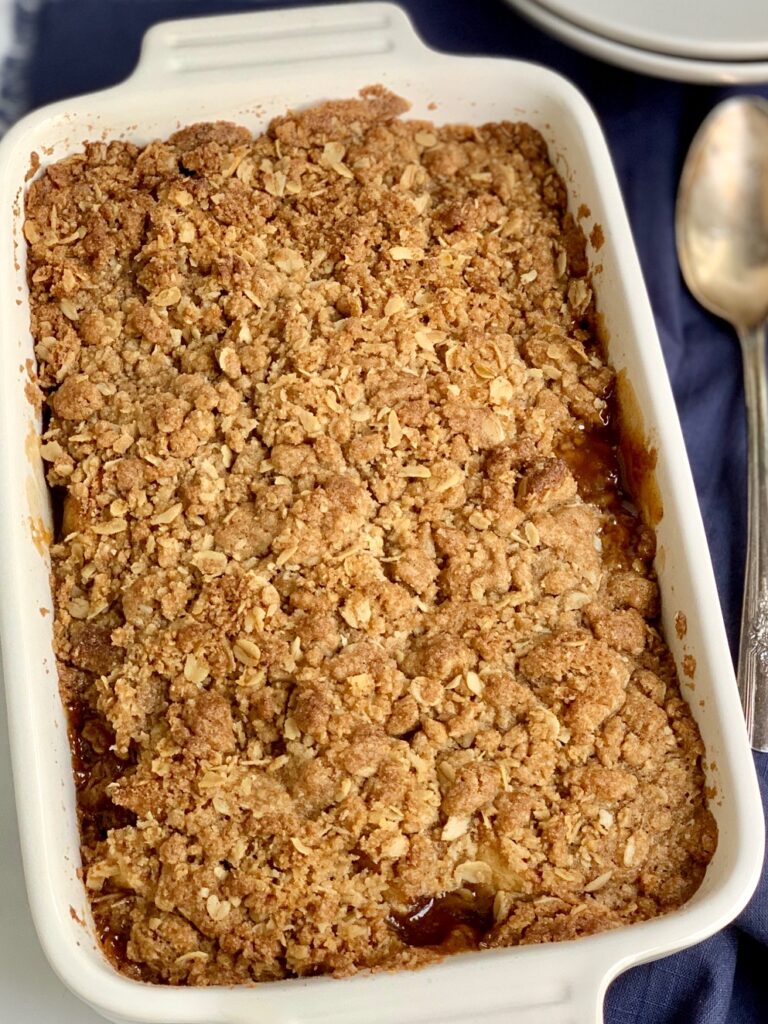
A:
[{"left": 25, "top": 86, "right": 715, "bottom": 984}]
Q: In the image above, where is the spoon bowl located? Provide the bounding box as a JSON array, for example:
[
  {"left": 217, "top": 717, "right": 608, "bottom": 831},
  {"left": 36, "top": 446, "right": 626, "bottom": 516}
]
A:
[
  {"left": 676, "top": 95, "right": 768, "bottom": 750},
  {"left": 677, "top": 97, "right": 768, "bottom": 331}
]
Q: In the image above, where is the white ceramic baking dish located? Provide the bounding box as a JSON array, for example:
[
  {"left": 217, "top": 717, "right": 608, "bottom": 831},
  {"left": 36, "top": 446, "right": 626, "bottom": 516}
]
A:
[{"left": 0, "top": 4, "right": 762, "bottom": 1023}]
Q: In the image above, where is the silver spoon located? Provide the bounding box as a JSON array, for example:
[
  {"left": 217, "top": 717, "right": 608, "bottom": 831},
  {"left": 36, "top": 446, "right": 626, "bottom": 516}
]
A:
[{"left": 676, "top": 96, "right": 768, "bottom": 751}]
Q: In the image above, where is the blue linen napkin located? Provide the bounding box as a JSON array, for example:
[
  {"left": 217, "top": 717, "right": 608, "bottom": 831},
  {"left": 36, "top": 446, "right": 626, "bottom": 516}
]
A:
[{"left": 4, "top": 1, "right": 767, "bottom": 1020}]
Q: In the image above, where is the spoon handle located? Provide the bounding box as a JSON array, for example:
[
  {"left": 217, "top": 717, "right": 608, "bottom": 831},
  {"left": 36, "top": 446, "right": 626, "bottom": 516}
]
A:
[{"left": 738, "top": 322, "right": 768, "bottom": 751}]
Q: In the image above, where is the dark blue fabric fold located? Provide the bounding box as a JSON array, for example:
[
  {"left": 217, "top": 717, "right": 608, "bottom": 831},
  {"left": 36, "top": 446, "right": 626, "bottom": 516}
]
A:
[{"left": 3, "top": 1, "right": 767, "bottom": 1020}]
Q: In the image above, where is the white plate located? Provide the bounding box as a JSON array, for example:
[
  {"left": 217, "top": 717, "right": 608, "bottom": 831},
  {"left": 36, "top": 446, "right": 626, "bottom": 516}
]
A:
[
  {"left": 534, "top": 0, "right": 768, "bottom": 61},
  {"left": 506, "top": 0, "right": 768, "bottom": 83}
]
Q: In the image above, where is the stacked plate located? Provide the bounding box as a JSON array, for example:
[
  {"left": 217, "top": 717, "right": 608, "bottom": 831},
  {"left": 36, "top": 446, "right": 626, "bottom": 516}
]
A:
[{"left": 505, "top": 0, "right": 768, "bottom": 83}]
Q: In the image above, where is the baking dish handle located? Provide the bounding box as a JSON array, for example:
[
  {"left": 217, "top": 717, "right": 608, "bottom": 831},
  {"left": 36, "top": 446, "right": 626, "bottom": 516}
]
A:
[
  {"left": 129, "top": 2, "right": 427, "bottom": 83},
  {"left": 218, "top": 955, "right": 613, "bottom": 1024}
]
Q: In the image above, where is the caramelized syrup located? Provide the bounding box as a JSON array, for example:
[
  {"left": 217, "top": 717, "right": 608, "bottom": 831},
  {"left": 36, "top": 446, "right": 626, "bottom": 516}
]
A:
[
  {"left": 66, "top": 701, "right": 149, "bottom": 975},
  {"left": 98, "top": 919, "right": 129, "bottom": 966},
  {"left": 66, "top": 700, "right": 135, "bottom": 840},
  {"left": 557, "top": 392, "right": 654, "bottom": 571},
  {"left": 390, "top": 886, "right": 495, "bottom": 948}
]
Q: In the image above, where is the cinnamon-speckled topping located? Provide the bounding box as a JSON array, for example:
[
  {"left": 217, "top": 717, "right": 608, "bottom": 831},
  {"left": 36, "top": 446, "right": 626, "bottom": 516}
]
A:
[{"left": 25, "top": 87, "right": 715, "bottom": 985}]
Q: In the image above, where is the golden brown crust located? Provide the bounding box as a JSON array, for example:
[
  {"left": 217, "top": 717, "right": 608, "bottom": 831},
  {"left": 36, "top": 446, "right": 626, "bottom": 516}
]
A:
[{"left": 25, "top": 88, "right": 715, "bottom": 985}]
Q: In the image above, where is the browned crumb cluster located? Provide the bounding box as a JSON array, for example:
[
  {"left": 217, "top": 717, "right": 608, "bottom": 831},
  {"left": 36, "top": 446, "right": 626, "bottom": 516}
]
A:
[{"left": 25, "top": 87, "right": 716, "bottom": 985}]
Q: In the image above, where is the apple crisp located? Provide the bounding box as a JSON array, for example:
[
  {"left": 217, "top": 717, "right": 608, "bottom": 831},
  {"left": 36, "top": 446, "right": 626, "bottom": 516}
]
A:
[{"left": 25, "top": 87, "right": 716, "bottom": 984}]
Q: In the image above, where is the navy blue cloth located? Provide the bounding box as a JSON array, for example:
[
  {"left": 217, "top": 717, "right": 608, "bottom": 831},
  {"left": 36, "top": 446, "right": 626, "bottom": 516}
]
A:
[{"left": 4, "top": 1, "right": 767, "bottom": 1020}]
